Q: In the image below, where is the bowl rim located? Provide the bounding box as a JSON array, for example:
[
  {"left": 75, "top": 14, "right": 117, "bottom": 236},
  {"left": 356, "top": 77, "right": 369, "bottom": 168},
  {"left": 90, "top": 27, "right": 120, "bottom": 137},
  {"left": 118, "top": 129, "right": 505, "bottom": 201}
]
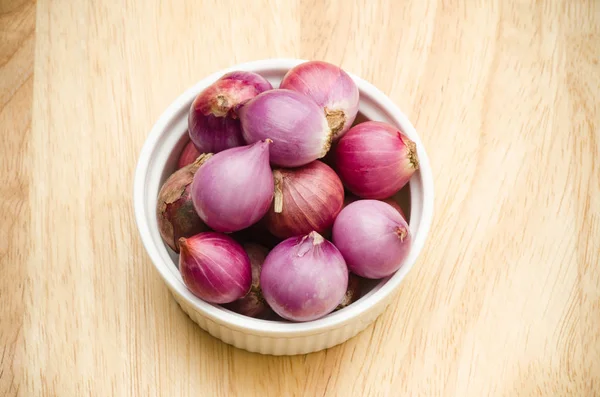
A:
[{"left": 133, "top": 58, "right": 434, "bottom": 337}]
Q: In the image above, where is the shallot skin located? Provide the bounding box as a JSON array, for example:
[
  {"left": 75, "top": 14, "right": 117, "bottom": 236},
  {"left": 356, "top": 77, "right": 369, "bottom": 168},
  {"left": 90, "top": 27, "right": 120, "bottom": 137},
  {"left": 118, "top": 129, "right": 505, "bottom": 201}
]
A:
[
  {"left": 336, "top": 273, "right": 363, "bottom": 310},
  {"left": 265, "top": 161, "right": 344, "bottom": 239},
  {"left": 238, "top": 89, "right": 333, "bottom": 167},
  {"left": 191, "top": 140, "right": 274, "bottom": 233},
  {"left": 280, "top": 61, "right": 359, "bottom": 140},
  {"left": 156, "top": 154, "right": 212, "bottom": 252},
  {"left": 334, "top": 121, "right": 419, "bottom": 199},
  {"left": 332, "top": 200, "right": 412, "bottom": 279},
  {"left": 179, "top": 232, "right": 251, "bottom": 304},
  {"left": 188, "top": 72, "right": 272, "bottom": 154},
  {"left": 261, "top": 232, "right": 348, "bottom": 322},
  {"left": 177, "top": 140, "right": 201, "bottom": 169}
]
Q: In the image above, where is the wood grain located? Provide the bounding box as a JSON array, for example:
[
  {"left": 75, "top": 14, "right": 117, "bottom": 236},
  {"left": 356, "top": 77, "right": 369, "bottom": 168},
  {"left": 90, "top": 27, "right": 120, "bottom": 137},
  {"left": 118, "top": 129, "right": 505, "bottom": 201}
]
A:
[
  {"left": 1, "top": 0, "right": 35, "bottom": 396},
  {"left": 1, "top": 0, "right": 599, "bottom": 395}
]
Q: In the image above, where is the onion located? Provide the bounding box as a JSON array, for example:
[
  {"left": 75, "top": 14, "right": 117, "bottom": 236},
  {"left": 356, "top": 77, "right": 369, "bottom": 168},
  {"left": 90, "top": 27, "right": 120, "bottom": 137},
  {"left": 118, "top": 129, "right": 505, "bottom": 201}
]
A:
[
  {"left": 224, "top": 243, "right": 272, "bottom": 318},
  {"left": 332, "top": 200, "right": 411, "bottom": 279},
  {"left": 191, "top": 140, "right": 274, "bottom": 233},
  {"left": 264, "top": 161, "right": 344, "bottom": 239},
  {"left": 188, "top": 71, "right": 272, "bottom": 153},
  {"left": 177, "top": 140, "right": 201, "bottom": 169},
  {"left": 156, "top": 154, "right": 213, "bottom": 252},
  {"left": 280, "top": 61, "right": 359, "bottom": 140},
  {"left": 334, "top": 121, "right": 419, "bottom": 199},
  {"left": 344, "top": 195, "right": 406, "bottom": 220},
  {"left": 179, "top": 232, "right": 251, "bottom": 304},
  {"left": 238, "top": 89, "right": 332, "bottom": 167},
  {"left": 336, "top": 273, "right": 362, "bottom": 310},
  {"left": 260, "top": 231, "right": 348, "bottom": 321}
]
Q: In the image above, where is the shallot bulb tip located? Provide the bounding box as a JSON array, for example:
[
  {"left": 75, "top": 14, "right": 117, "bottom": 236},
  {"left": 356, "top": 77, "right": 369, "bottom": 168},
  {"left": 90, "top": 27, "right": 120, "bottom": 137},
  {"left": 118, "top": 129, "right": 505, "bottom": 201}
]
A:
[
  {"left": 395, "top": 226, "right": 408, "bottom": 241},
  {"left": 401, "top": 134, "right": 419, "bottom": 169}
]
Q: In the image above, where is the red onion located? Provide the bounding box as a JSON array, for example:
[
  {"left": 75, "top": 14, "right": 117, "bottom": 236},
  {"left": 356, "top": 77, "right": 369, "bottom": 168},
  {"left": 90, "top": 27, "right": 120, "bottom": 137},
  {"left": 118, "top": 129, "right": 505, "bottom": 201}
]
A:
[
  {"left": 264, "top": 161, "right": 344, "bottom": 239},
  {"left": 260, "top": 231, "right": 348, "bottom": 321},
  {"left": 280, "top": 61, "right": 359, "bottom": 140},
  {"left": 344, "top": 195, "right": 406, "bottom": 220},
  {"left": 336, "top": 273, "right": 362, "bottom": 310},
  {"left": 191, "top": 140, "right": 274, "bottom": 233},
  {"left": 332, "top": 200, "right": 411, "bottom": 279},
  {"left": 224, "top": 244, "right": 272, "bottom": 318},
  {"left": 177, "top": 140, "right": 201, "bottom": 169},
  {"left": 334, "top": 121, "right": 419, "bottom": 199},
  {"left": 179, "top": 232, "right": 251, "bottom": 304},
  {"left": 156, "top": 154, "right": 213, "bottom": 252},
  {"left": 188, "top": 71, "right": 272, "bottom": 153},
  {"left": 238, "top": 89, "right": 332, "bottom": 167}
]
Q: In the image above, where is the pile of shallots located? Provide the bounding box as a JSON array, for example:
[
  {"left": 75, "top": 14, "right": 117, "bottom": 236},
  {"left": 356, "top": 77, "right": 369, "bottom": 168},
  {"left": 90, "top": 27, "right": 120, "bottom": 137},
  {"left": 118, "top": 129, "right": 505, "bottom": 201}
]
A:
[{"left": 156, "top": 61, "right": 419, "bottom": 322}]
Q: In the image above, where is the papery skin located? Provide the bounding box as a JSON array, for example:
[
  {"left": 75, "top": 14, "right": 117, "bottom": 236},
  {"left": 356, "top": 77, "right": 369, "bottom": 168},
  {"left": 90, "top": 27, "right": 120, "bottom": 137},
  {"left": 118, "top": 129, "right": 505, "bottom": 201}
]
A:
[
  {"left": 156, "top": 154, "right": 213, "bottom": 252},
  {"left": 335, "top": 273, "right": 363, "bottom": 310}
]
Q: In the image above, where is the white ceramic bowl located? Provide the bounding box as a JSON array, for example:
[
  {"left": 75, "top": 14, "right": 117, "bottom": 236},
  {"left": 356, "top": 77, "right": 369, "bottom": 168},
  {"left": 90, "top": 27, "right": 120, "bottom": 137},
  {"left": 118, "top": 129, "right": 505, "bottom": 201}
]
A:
[{"left": 134, "top": 59, "right": 434, "bottom": 355}]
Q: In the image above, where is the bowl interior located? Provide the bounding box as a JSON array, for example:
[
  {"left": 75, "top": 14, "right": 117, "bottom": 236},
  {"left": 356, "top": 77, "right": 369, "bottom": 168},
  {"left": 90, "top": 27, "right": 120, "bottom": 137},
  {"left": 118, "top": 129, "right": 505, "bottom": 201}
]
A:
[{"left": 135, "top": 59, "right": 432, "bottom": 334}]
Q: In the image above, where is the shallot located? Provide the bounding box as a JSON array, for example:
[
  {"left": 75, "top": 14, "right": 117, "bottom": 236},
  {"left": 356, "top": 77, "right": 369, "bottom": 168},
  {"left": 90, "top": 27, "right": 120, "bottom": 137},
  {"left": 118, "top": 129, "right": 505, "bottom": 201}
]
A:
[
  {"left": 332, "top": 200, "right": 411, "bottom": 279},
  {"left": 156, "top": 153, "right": 212, "bottom": 252},
  {"left": 189, "top": 71, "right": 272, "bottom": 153},
  {"left": 179, "top": 232, "right": 251, "bottom": 303},
  {"left": 191, "top": 140, "right": 274, "bottom": 233},
  {"left": 238, "top": 89, "right": 332, "bottom": 167},
  {"left": 261, "top": 231, "right": 348, "bottom": 321},
  {"left": 334, "top": 121, "right": 419, "bottom": 199},
  {"left": 265, "top": 161, "right": 344, "bottom": 239}
]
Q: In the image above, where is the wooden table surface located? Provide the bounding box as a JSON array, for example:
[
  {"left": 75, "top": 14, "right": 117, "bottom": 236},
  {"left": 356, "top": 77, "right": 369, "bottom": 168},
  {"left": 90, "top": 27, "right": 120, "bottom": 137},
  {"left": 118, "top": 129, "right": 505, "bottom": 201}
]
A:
[{"left": 2, "top": 0, "right": 599, "bottom": 395}]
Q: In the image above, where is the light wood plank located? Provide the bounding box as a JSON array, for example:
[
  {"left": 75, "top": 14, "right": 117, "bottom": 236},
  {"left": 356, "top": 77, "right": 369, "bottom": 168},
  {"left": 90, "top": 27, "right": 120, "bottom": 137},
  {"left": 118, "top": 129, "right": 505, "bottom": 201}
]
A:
[{"left": 1, "top": 0, "right": 599, "bottom": 395}]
